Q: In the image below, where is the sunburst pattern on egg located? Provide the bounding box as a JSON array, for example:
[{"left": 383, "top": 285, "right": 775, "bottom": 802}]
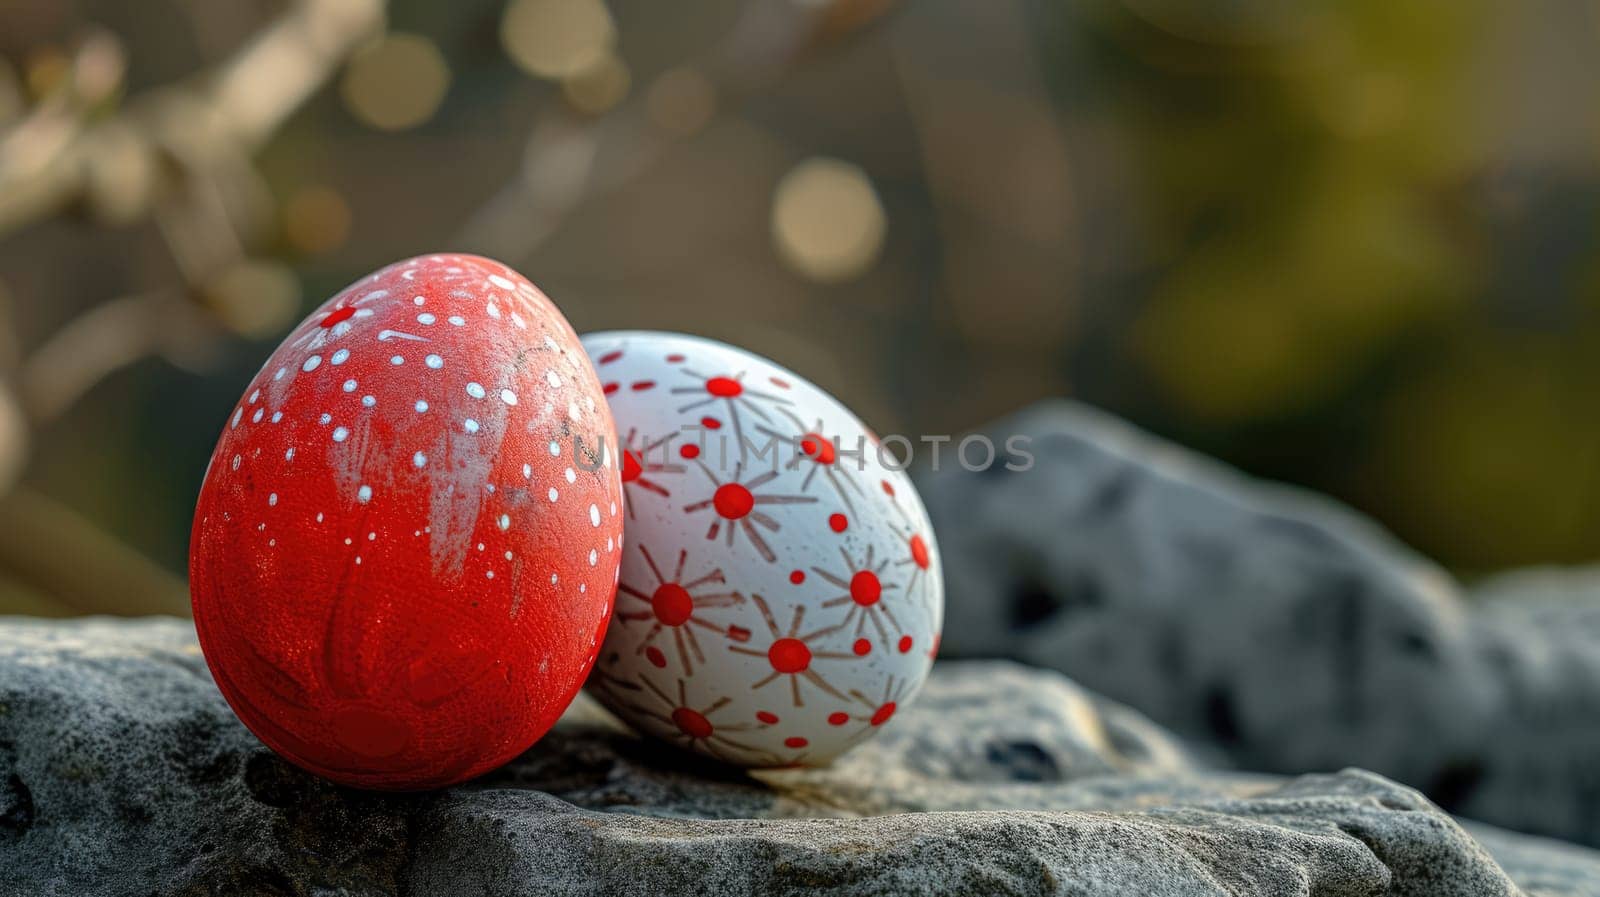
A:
[
  {"left": 582, "top": 331, "right": 943, "bottom": 767},
  {"left": 190, "top": 254, "right": 622, "bottom": 790}
]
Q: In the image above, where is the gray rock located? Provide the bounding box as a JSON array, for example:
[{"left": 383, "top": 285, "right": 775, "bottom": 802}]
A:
[
  {"left": 0, "top": 618, "right": 412, "bottom": 896},
  {"left": 410, "top": 771, "right": 1513, "bottom": 897},
  {"left": 916, "top": 400, "right": 1600, "bottom": 846},
  {"left": 1468, "top": 824, "right": 1600, "bottom": 897},
  {"left": 1464, "top": 569, "right": 1600, "bottom": 844},
  {"left": 1473, "top": 567, "right": 1600, "bottom": 636},
  {"left": 4, "top": 617, "right": 1597, "bottom": 896}
]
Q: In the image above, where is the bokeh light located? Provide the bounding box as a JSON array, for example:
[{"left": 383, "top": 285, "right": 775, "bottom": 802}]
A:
[
  {"left": 202, "top": 262, "right": 301, "bottom": 339},
  {"left": 770, "top": 157, "right": 887, "bottom": 284},
  {"left": 282, "top": 186, "right": 352, "bottom": 256},
  {"left": 339, "top": 33, "right": 451, "bottom": 132},
  {"left": 562, "top": 52, "right": 631, "bottom": 115},
  {"left": 69, "top": 29, "right": 125, "bottom": 106},
  {"left": 501, "top": 0, "right": 617, "bottom": 81}
]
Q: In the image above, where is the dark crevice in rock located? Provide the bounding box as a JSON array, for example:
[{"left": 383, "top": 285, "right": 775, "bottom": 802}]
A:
[
  {"left": 983, "top": 740, "right": 1061, "bottom": 782},
  {"left": 1007, "top": 573, "right": 1102, "bottom": 633},
  {"left": 0, "top": 773, "right": 34, "bottom": 838},
  {"left": 1204, "top": 686, "right": 1241, "bottom": 745},
  {"left": 1428, "top": 758, "right": 1486, "bottom": 814},
  {"left": 1008, "top": 579, "right": 1064, "bottom": 630},
  {"left": 1396, "top": 631, "right": 1437, "bottom": 662},
  {"left": 244, "top": 752, "right": 304, "bottom": 809},
  {"left": 169, "top": 713, "right": 240, "bottom": 787}
]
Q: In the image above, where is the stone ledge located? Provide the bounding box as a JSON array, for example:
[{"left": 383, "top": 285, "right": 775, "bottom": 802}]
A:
[{"left": 3, "top": 617, "right": 1595, "bottom": 896}]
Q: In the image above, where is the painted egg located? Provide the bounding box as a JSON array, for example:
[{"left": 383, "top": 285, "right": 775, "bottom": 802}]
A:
[
  {"left": 580, "top": 331, "right": 943, "bottom": 766},
  {"left": 190, "top": 254, "right": 623, "bottom": 790}
]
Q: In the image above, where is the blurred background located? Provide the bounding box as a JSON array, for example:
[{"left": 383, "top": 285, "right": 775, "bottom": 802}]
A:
[{"left": 0, "top": 0, "right": 1597, "bottom": 617}]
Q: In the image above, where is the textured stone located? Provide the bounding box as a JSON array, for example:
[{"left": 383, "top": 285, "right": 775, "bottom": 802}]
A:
[
  {"left": 917, "top": 400, "right": 1600, "bottom": 846},
  {"left": 0, "top": 618, "right": 412, "bottom": 896},
  {"left": 409, "top": 772, "right": 1505, "bottom": 897},
  {"left": 4, "top": 617, "right": 1597, "bottom": 896}
]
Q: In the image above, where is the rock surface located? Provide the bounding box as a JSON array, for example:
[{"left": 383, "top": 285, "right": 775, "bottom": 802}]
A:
[
  {"left": 4, "top": 617, "right": 1599, "bottom": 896},
  {"left": 918, "top": 400, "right": 1600, "bottom": 847}
]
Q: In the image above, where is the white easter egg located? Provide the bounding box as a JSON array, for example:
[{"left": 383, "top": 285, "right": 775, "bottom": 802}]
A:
[{"left": 581, "top": 331, "right": 944, "bottom": 767}]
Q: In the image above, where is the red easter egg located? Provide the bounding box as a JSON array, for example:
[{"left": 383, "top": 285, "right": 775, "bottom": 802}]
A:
[{"left": 189, "top": 254, "right": 623, "bottom": 790}]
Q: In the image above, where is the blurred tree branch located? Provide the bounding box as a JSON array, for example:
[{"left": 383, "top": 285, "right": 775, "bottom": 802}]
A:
[
  {"left": 16, "top": 289, "right": 218, "bottom": 424},
  {"left": 0, "top": 487, "right": 191, "bottom": 617},
  {"left": 0, "top": 0, "right": 385, "bottom": 237},
  {"left": 0, "top": 0, "right": 387, "bottom": 615}
]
